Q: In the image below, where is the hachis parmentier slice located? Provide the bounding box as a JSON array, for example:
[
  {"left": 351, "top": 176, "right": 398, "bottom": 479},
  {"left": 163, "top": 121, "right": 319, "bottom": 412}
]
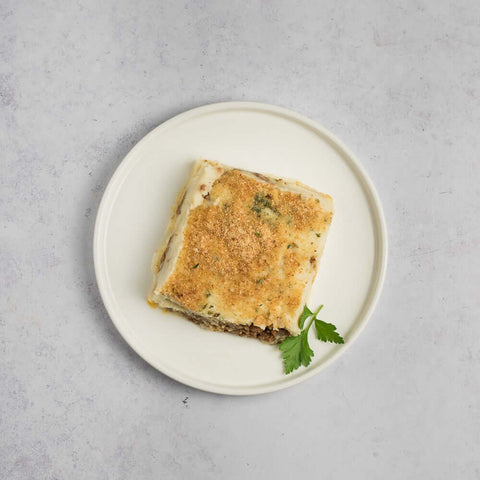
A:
[{"left": 148, "top": 159, "right": 334, "bottom": 344}]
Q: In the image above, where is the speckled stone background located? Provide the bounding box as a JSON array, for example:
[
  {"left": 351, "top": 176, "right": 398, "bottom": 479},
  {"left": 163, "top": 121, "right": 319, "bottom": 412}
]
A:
[{"left": 2, "top": 0, "right": 479, "bottom": 478}]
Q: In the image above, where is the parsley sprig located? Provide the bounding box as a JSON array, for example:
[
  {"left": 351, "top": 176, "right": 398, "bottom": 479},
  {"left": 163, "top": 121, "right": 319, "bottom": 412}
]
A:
[{"left": 279, "top": 304, "right": 344, "bottom": 374}]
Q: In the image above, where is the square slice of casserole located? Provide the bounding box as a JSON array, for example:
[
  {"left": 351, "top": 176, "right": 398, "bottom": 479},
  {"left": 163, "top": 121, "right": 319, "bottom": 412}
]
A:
[{"left": 148, "top": 159, "right": 334, "bottom": 344}]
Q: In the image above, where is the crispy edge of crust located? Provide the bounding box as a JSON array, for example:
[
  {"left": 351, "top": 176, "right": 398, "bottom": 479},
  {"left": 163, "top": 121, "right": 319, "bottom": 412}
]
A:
[{"left": 148, "top": 161, "right": 206, "bottom": 304}]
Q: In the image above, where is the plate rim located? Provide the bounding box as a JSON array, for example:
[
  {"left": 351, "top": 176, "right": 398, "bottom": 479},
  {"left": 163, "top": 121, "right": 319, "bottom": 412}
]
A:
[{"left": 93, "top": 101, "right": 388, "bottom": 395}]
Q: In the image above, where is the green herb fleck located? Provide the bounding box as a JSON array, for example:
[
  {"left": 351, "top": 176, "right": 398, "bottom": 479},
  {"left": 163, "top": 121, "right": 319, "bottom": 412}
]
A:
[
  {"left": 315, "top": 233, "right": 321, "bottom": 238},
  {"left": 206, "top": 292, "right": 211, "bottom": 297},
  {"left": 279, "top": 304, "right": 344, "bottom": 374},
  {"left": 287, "top": 243, "right": 298, "bottom": 249},
  {"left": 255, "top": 232, "right": 261, "bottom": 237},
  {"left": 251, "top": 193, "right": 277, "bottom": 216},
  {"left": 193, "top": 263, "right": 199, "bottom": 269},
  {"left": 202, "top": 304, "right": 207, "bottom": 310},
  {"left": 257, "top": 278, "right": 263, "bottom": 284}
]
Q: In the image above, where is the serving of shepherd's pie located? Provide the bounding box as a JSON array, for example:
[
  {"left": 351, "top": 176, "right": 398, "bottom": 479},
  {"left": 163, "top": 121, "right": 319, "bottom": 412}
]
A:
[{"left": 148, "top": 159, "right": 334, "bottom": 344}]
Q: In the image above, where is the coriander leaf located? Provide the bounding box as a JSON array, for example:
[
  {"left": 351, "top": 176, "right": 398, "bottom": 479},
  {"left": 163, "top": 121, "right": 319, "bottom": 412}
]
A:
[
  {"left": 279, "top": 335, "right": 302, "bottom": 374},
  {"left": 279, "top": 330, "right": 314, "bottom": 374},
  {"left": 280, "top": 303, "right": 343, "bottom": 374},
  {"left": 193, "top": 263, "right": 199, "bottom": 269},
  {"left": 298, "top": 305, "right": 313, "bottom": 329},
  {"left": 300, "top": 330, "right": 314, "bottom": 367},
  {"left": 314, "top": 319, "right": 344, "bottom": 344}
]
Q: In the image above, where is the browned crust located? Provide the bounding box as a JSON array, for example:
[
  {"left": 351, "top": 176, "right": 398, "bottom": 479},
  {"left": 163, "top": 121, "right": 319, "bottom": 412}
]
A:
[
  {"left": 159, "top": 168, "right": 333, "bottom": 331},
  {"left": 176, "top": 190, "right": 187, "bottom": 215},
  {"left": 252, "top": 171, "right": 275, "bottom": 184},
  {"left": 151, "top": 179, "right": 192, "bottom": 278}
]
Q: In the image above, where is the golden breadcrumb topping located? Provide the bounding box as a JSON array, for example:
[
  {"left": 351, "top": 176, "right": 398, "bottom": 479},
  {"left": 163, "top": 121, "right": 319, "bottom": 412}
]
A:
[{"left": 160, "top": 168, "right": 332, "bottom": 330}]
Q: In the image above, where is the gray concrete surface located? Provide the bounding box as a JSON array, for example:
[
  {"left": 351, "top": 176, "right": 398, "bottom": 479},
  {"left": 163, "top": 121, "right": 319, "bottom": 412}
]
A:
[{"left": 1, "top": 1, "right": 479, "bottom": 478}]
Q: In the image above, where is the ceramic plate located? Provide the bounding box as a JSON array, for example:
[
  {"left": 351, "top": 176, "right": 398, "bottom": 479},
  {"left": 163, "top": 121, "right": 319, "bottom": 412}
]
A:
[{"left": 94, "top": 102, "right": 387, "bottom": 395}]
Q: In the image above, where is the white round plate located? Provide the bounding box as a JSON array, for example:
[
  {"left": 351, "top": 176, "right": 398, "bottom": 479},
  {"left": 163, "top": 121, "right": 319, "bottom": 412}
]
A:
[{"left": 94, "top": 102, "right": 387, "bottom": 395}]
